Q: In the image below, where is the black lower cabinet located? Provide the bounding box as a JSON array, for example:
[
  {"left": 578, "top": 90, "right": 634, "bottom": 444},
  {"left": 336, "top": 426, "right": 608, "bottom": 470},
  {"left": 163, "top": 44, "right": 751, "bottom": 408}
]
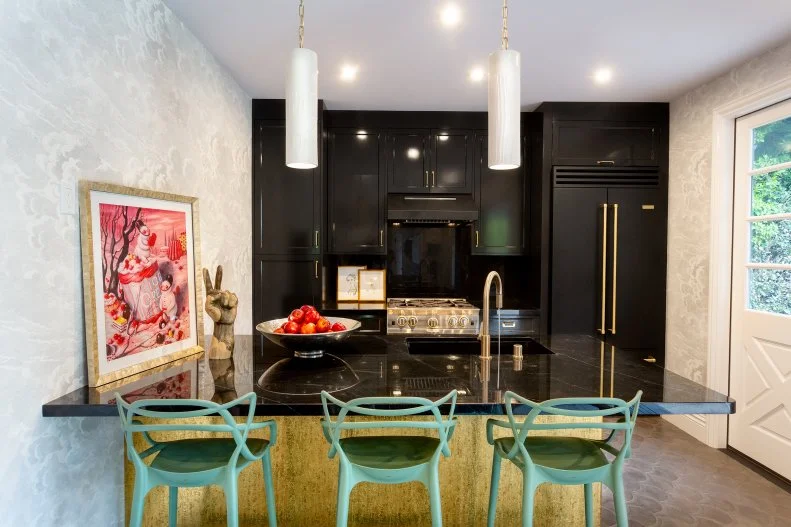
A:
[
  {"left": 551, "top": 184, "right": 665, "bottom": 359},
  {"left": 254, "top": 256, "right": 321, "bottom": 322}
]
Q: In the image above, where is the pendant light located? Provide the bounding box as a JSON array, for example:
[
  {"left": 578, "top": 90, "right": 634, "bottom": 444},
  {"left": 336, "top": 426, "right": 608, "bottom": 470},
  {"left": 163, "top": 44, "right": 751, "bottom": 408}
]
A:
[
  {"left": 488, "top": 0, "right": 521, "bottom": 170},
  {"left": 286, "top": 0, "right": 318, "bottom": 169}
]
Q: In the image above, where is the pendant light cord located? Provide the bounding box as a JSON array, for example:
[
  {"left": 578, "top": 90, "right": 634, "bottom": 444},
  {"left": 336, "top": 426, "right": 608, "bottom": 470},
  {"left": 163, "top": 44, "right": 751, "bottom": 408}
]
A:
[
  {"left": 501, "top": 0, "right": 509, "bottom": 50},
  {"left": 298, "top": 0, "right": 305, "bottom": 48}
]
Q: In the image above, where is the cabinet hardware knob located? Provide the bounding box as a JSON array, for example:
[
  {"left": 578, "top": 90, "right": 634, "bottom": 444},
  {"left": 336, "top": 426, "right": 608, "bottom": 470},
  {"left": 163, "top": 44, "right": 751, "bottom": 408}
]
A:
[
  {"left": 380, "top": 230, "right": 384, "bottom": 247},
  {"left": 314, "top": 260, "right": 319, "bottom": 279}
]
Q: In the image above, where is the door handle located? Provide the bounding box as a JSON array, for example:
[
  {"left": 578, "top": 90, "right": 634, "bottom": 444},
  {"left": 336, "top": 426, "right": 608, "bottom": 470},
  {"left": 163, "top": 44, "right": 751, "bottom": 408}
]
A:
[
  {"left": 596, "top": 160, "right": 615, "bottom": 165},
  {"left": 380, "top": 230, "right": 384, "bottom": 247},
  {"left": 314, "top": 230, "right": 319, "bottom": 249},
  {"left": 598, "top": 204, "right": 608, "bottom": 335},
  {"left": 314, "top": 260, "right": 319, "bottom": 279},
  {"left": 425, "top": 171, "right": 429, "bottom": 188},
  {"left": 609, "top": 204, "right": 618, "bottom": 335},
  {"left": 432, "top": 170, "right": 436, "bottom": 187},
  {"left": 475, "top": 230, "right": 480, "bottom": 248}
]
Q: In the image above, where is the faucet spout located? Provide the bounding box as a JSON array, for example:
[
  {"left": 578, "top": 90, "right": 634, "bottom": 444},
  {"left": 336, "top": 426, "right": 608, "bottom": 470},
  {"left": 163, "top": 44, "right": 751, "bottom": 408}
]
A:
[{"left": 480, "top": 271, "right": 503, "bottom": 360}]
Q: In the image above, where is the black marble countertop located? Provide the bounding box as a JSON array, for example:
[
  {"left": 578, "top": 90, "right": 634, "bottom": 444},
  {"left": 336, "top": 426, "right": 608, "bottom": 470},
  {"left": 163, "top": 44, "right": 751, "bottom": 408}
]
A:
[{"left": 42, "top": 333, "right": 734, "bottom": 417}]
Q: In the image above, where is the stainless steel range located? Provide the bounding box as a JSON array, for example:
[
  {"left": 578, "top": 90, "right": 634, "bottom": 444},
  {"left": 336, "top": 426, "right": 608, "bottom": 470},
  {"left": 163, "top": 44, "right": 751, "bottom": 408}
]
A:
[{"left": 386, "top": 298, "right": 480, "bottom": 335}]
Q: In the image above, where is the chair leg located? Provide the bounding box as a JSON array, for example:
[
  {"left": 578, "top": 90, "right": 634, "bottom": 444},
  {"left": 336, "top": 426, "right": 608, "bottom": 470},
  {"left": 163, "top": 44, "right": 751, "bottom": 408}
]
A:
[
  {"left": 169, "top": 486, "right": 178, "bottom": 527},
  {"left": 129, "top": 474, "right": 147, "bottom": 527},
  {"left": 336, "top": 464, "right": 352, "bottom": 527},
  {"left": 262, "top": 453, "right": 277, "bottom": 527},
  {"left": 428, "top": 464, "right": 443, "bottom": 527},
  {"left": 225, "top": 473, "right": 240, "bottom": 527},
  {"left": 612, "top": 473, "right": 628, "bottom": 527},
  {"left": 521, "top": 475, "right": 535, "bottom": 527},
  {"left": 487, "top": 451, "right": 502, "bottom": 527},
  {"left": 583, "top": 483, "right": 593, "bottom": 527}
]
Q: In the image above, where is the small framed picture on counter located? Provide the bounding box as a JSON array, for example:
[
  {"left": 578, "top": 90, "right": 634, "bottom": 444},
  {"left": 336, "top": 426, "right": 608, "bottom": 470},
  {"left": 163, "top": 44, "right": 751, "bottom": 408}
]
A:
[
  {"left": 337, "top": 265, "right": 366, "bottom": 301},
  {"left": 358, "top": 269, "right": 386, "bottom": 302}
]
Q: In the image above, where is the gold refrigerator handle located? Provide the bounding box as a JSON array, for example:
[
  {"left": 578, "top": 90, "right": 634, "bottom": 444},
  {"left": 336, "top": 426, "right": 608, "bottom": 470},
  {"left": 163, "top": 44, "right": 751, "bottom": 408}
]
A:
[
  {"left": 610, "top": 204, "right": 618, "bottom": 334},
  {"left": 598, "top": 204, "right": 608, "bottom": 334}
]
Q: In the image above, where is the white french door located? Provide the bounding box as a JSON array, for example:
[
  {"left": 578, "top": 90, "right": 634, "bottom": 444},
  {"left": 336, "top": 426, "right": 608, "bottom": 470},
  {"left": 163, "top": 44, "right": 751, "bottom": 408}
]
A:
[{"left": 729, "top": 99, "right": 791, "bottom": 479}]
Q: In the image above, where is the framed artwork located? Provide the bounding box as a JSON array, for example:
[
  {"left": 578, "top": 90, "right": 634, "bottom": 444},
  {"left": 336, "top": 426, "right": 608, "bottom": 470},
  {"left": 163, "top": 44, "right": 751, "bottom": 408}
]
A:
[
  {"left": 79, "top": 181, "right": 204, "bottom": 387},
  {"left": 358, "top": 269, "right": 386, "bottom": 302},
  {"left": 91, "top": 353, "right": 201, "bottom": 404},
  {"left": 337, "top": 265, "right": 366, "bottom": 301}
]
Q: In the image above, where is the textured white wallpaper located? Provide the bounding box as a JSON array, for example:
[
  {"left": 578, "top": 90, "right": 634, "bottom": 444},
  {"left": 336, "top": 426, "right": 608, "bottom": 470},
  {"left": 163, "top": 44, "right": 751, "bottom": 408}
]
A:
[
  {"left": 0, "top": 0, "right": 251, "bottom": 524},
  {"left": 667, "top": 39, "right": 791, "bottom": 383}
]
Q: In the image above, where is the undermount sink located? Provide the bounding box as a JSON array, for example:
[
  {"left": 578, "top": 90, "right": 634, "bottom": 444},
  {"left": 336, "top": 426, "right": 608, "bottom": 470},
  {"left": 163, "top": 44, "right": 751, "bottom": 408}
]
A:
[{"left": 406, "top": 337, "right": 553, "bottom": 356}]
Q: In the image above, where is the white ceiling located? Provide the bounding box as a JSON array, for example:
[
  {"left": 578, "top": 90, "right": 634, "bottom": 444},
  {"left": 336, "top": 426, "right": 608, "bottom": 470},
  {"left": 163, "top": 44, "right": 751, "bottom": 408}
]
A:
[{"left": 164, "top": 0, "right": 791, "bottom": 111}]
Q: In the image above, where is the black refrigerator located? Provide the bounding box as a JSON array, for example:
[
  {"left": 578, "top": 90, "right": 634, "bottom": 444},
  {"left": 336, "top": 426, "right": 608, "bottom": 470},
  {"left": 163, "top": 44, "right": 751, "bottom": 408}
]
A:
[{"left": 550, "top": 166, "right": 666, "bottom": 362}]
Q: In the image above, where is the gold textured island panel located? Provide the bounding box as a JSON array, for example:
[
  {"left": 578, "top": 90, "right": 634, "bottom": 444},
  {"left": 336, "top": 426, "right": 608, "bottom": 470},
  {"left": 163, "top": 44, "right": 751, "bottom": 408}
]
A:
[{"left": 125, "top": 415, "right": 602, "bottom": 526}]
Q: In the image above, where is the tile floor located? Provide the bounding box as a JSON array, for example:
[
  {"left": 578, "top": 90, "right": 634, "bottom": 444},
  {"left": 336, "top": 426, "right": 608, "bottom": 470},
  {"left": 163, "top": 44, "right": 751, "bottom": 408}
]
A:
[{"left": 601, "top": 417, "right": 791, "bottom": 526}]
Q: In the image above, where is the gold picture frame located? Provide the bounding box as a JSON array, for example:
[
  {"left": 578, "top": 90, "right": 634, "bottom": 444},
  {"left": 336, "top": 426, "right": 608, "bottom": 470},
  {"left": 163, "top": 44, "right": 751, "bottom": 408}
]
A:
[
  {"left": 357, "top": 269, "right": 387, "bottom": 302},
  {"left": 79, "top": 181, "right": 204, "bottom": 387}
]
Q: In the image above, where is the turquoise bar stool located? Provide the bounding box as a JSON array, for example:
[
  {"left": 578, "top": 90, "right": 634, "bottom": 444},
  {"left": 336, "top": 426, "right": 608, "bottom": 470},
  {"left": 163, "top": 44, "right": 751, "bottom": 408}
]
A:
[
  {"left": 116, "top": 392, "right": 277, "bottom": 527},
  {"left": 320, "top": 390, "right": 458, "bottom": 527},
  {"left": 486, "top": 390, "right": 642, "bottom": 527}
]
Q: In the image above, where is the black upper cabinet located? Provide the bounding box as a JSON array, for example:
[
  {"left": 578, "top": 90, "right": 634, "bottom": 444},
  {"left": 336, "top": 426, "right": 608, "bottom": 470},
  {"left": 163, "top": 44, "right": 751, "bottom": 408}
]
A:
[
  {"left": 552, "top": 121, "right": 659, "bottom": 166},
  {"left": 473, "top": 134, "right": 525, "bottom": 255},
  {"left": 328, "top": 129, "right": 387, "bottom": 254},
  {"left": 386, "top": 129, "right": 473, "bottom": 194},
  {"left": 254, "top": 122, "right": 321, "bottom": 255},
  {"left": 386, "top": 130, "right": 431, "bottom": 193},
  {"left": 430, "top": 130, "right": 474, "bottom": 193}
]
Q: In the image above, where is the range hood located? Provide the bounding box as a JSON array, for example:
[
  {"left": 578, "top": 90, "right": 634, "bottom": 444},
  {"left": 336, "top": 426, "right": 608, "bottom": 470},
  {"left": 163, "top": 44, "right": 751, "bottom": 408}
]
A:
[{"left": 387, "top": 195, "right": 479, "bottom": 223}]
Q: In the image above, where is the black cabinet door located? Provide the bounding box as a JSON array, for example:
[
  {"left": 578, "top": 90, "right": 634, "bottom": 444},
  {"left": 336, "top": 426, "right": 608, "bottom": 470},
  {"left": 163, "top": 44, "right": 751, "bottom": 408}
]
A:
[
  {"left": 552, "top": 121, "right": 659, "bottom": 166},
  {"left": 254, "top": 123, "right": 321, "bottom": 255},
  {"left": 253, "top": 256, "right": 321, "bottom": 322},
  {"left": 606, "top": 188, "right": 665, "bottom": 352},
  {"left": 328, "top": 130, "right": 386, "bottom": 254},
  {"left": 473, "top": 134, "right": 525, "bottom": 255},
  {"left": 430, "top": 129, "right": 473, "bottom": 194},
  {"left": 386, "top": 130, "right": 430, "bottom": 193},
  {"left": 550, "top": 187, "right": 608, "bottom": 334}
]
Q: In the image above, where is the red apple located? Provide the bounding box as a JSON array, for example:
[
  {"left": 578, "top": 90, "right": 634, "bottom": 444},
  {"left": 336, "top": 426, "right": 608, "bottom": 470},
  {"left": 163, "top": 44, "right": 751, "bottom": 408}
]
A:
[
  {"left": 273, "top": 328, "right": 285, "bottom": 334},
  {"left": 288, "top": 309, "right": 305, "bottom": 323},
  {"left": 283, "top": 321, "right": 300, "bottom": 334},
  {"left": 331, "top": 322, "right": 347, "bottom": 332},
  {"left": 300, "top": 322, "right": 316, "bottom": 334},
  {"left": 315, "top": 318, "right": 331, "bottom": 333},
  {"left": 303, "top": 309, "right": 320, "bottom": 324},
  {"left": 300, "top": 305, "right": 316, "bottom": 313}
]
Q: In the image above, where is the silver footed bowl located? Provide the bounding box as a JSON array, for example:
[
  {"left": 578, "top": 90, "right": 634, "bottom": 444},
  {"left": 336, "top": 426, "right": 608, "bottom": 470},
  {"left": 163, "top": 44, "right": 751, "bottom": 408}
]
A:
[{"left": 256, "top": 317, "right": 361, "bottom": 358}]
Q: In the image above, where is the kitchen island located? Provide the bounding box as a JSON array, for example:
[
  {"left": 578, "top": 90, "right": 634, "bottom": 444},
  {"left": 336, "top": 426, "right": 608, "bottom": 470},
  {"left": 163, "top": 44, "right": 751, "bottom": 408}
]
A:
[{"left": 43, "top": 334, "right": 733, "bottom": 526}]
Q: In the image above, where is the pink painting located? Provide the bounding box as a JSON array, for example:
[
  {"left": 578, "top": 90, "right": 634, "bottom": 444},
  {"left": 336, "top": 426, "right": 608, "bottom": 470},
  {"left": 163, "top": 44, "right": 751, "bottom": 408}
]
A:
[{"left": 99, "top": 204, "right": 191, "bottom": 361}]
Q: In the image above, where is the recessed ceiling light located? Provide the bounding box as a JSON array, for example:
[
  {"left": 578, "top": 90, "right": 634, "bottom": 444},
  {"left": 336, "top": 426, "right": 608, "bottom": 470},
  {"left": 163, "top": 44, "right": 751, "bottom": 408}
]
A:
[
  {"left": 593, "top": 67, "right": 613, "bottom": 84},
  {"left": 340, "top": 64, "right": 358, "bottom": 82},
  {"left": 469, "top": 67, "right": 485, "bottom": 82},
  {"left": 440, "top": 4, "right": 462, "bottom": 27}
]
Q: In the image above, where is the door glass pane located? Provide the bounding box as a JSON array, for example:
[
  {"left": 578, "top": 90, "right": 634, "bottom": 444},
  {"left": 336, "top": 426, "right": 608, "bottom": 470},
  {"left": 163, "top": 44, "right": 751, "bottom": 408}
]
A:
[
  {"left": 751, "top": 168, "right": 791, "bottom": 216},
  {"left": 752, "top": 115, "right": 791, "bottom": 169},
  {"left": 750, "top": 220, "right": 791, "bottom": 264},
  {"left": 749, "top": 268, "right": 791, "bottom": 315}
]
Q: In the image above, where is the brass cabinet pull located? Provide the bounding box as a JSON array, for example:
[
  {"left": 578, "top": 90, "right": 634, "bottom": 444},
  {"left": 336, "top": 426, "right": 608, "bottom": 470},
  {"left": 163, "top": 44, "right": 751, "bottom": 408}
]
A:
[
  {"left": 596, "top": 160, "right": 615, "bottom": 165},
  {"left": 432, "top": 170, "right": 436, "bottom": 187},
  {"left": 501, "top": 320, "right": 516, "bottom": 328},
  {"left": 599, "top": 204, "right": 608, "bottom": 334},
  {"left": 314, "top": 260, "right": 319, "bottom": 279},
  {"left": 379, "top": 229, "right": 384, "bottom": 247},
  {"left": 314, "top": 230, "right": 319, "bottom": 248},
  {"left": 475, "top": 230, "right": 480, "bottom": 247},
  {"left": 425, "top": 170, "right": 429, "bottom": 187},
  {"left": 610, "top": 204, "right": 618, "bottom": 334}
]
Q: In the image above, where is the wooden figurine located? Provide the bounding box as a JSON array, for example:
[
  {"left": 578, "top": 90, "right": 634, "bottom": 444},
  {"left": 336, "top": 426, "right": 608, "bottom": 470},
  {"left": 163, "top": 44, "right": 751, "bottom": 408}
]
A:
[{"left": 203, "top": 265, "right": 238, "bottom": 360}]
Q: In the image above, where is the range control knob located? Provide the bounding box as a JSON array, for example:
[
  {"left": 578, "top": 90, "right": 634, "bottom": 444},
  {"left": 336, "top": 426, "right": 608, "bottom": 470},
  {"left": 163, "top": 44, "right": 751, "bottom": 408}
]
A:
[
  {"left": 459, "top": 316, "right": 470, "bottom": 327},
  {"left": 427, "top": 317, "right": 439, "bottom": 328},
  {"left": 447, "top": 316, "right": 458, "bottom": 328},
  {"left": 396, "top": 316, "right": 408, "bottom": 327},
  {"left": 407, "top": 316, "right": 418, "bottom": 328}
]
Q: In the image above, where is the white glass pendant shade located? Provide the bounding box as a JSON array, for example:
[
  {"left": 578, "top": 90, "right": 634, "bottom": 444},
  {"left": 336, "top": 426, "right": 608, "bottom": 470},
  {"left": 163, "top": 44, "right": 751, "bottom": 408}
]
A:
[
  {"left": 286, "top": 47, "right": 318, "bottom": 169},
  {"left": 488, "top": 49, "right": 521, "bottom": 170}
]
